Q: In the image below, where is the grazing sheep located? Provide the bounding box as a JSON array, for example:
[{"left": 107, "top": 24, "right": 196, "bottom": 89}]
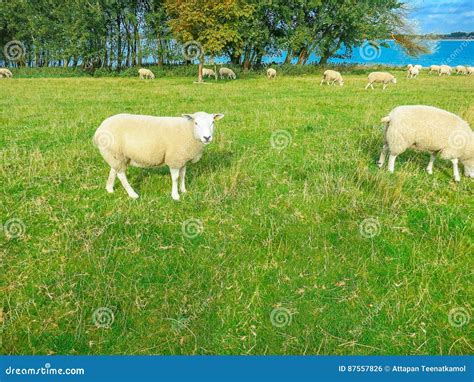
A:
[
  {"left": 429, "top": 65, "right": 441, "bottom": 75},
  {"left": 267, "top": 68, "right": 277, "bottom": 79},
  {"left": 0, "top": 68, "right": 13, "bottom": 78},
  {"left": 138, "top": 68, "right": 155, "bottom": 79},
  {"left": 377, "top": 105, "right": 474, "bottom": 182},
  {"left": 439, "top": 65, "right": 452, "bottom": 76},
  {"left": 365, "top": 72, "right": 397, "bottom": 90},
  {"left": 407, "top": 64, "right": 413, "bottom": 70},
  {"left": 320, "top": 70, "right": 344, "bottom": 86},
  {"left": 94, "top": 112, "right": 224, "bottom": 200},
  {"left": 414, "top": 65, "right": 422, "bottom": 70},
  {"left": 219, "top": 67, "right": 236, "bottom": 80},
  {"left": 455, "top": 65, "right": 467, "bottom": 75},
  {"left": 407, "top": 66, "right": 419, "bottom": 79},
  {"left": 202, "top": 68, "right": 217, "bottom": 80},
  {"left": 467, "top": 67, "right": 474, "bottom": 76}
]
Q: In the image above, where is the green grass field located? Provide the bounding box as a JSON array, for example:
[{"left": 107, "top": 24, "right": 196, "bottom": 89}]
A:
[{"left": 1, "top": 72, "right": 473, "bottom": 355}]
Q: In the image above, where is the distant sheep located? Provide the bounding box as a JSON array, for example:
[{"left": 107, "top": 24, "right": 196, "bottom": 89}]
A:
[
  {"left": 202, "top": 68, "right": 217, "bottom": 80},
  {"left": 407, "top": 66, "right": 419, "bottom": 79},
  {"left": 219, "top": 67, "right": 236, "bottom": 80},
  {"left": 455, "top": 65, "right": 467, "bottom": 75},
  {"left": 267, "top": 68, "right": 277, "bottom": 79},
  {"left": 138, "top": 68, "right": 155, "bottom": 79},
  {"left": 414, "top": 65, "right": 422, "bottom": 70},
  {"left": 378, "top": 105, "right": 474, "bottom": 182},
  {"left": 320, "top": 70, "right": 344, "bottom": 86},
  {"left": 0, "top": 68, "right": 13, "bottom": 78},
  {"left": 439, "top": 65, "right": 452, "bottom": 76},
  {"left": 429, "top": 65, "right": 441, "bottom": 75},
  {"left": 467, "top": 67, "right": 474, "bottom": 75},
  {"left": 94, "top": 112, "right": 224, "bottom": 200},
  {"left": 365, "top": 72, "right": 397, "bottom": 90}
]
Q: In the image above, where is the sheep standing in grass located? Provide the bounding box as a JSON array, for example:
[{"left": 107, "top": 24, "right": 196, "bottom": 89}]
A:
[
  {"left": 320, "top": 70, "right": 344, "bottom": 86},
  {"left": 0, "top": 68, "right": 13, "bottom": 78},
  {"left": 455, "top": 65, "right": 467, "bottom": 75},
  {"left": 94, "top": 112, "right": 224, "bottom": 200},
  {"left": 467, "top": 67, "right": 474, "bottom": 76},
  {"left": 407, "top": 66, "right": 419, "bottom": 79},
  {"left": 439, "top": 65, "right": 452, "bottom": 76},
  {"left": 202, "top": 68, "right": 217, "bottom": 80},
  {"left": 219, "top": 67, "right": 236, "bottom": 80},
  {"left": 267, "top": 68, "right": 277, "bottom": 79},
  {"left": 429, "top": 65, "right": 441, "bottom": 75},
  {"left": 365, "top": 72, "right": 397, "bottom": 90},
  {"left": 377, "top": 105, "right": 474, "bottom": 182},
  {"left": 138, "top": 68, "right": 155, "bottom": 79}
]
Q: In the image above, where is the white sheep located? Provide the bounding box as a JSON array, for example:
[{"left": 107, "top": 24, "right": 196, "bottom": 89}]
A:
[
  {"left": 138, "top": 68, "right": 155, "bottom": 79},
  {"left": 377, "top": 105, "right": 474, "bottom": 182},
  {"left": 439, "top": 65, "right": 452, "bottom": 76},
  {"left": 455, "top": 65, "right": 467, "bottom": 75},
  {"left": 0, "top": 68, "right": 13, "bottom": 78},
  {"left": 202, "top": 68, "right": 217, "bottom": 80},
  {"left": 267, "top": 68, "right": 276, "bottom": 79},
  {"left": 467, "top": 67, "right": 474, "bottom": 76},
  {"left": 407, "top": 66, "right": 419, "bottom": 79},
  {"left": 365, "top": 72, "right": 397, "bottom": 90},
  {"left": 94, "top": 112, "right": 224, "bottom": 200},
  {"left": 320, "top": 70, "right": 344, "bottom": 86},
  {"left": 407, "top": 64, "right": 413, "bottom": 70},
  {"left": 429, "top": 65, "right": 441, "bottom": 75},
  {"left": 219, "top": 67, "right": 236, "bottom": 80},
  {"left": 414, "top": 64, "right": 422, "bottom": 70}
]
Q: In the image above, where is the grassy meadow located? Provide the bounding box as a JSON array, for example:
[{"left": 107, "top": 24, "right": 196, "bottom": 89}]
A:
[{"left": 0, "top": 71, "right": 473, "bottom": 355}]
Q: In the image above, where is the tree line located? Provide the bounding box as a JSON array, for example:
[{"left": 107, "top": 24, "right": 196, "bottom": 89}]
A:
[{"left": 1, "top": 0, "right": 428, "bottom": 72}]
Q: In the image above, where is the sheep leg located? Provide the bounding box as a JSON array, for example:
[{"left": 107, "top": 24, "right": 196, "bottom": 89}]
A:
[
  {"left": 179, "top": 166, "right": 187, "bottom": 193},
  {"left": 377, "top": 144, "right": 388, "bottom": 168},
  {"left": 382, "top": 83, "right": 387, "bottom": 90},
  {"left": 320, "top": 79, "right": 324, "bottom": 86},
  {"left": 106, "top": 168, "right": 117, "bottom": 193},
  {"left": 170, "top": 168, "right": 180, "bottom": 201},
  {"left": 117, "top": 171, "right": 139, "bottom": 199},
  {"left": 426, "top": 153, "right": 436, "bottom": 175},
  {"left": 451, "top": 159, "right": 461, "bottom": 182},
  {"left": 388, "top": 154, "right": 397, "bottom": 173},
  {"left": 364, "top": 82, "right": 371, "bottom": 90}
]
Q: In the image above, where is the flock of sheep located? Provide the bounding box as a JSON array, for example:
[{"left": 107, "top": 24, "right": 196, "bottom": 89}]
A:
[{"left": 1, "top": 63, "right": 472, "bottom": 200}]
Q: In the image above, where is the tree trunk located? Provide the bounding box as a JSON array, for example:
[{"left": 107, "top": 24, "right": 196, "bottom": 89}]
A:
[
  {"left": 297, "top": 48, "right": 308, "bottom": 65},
  {"left": 116, "top": 15, "right": 122, "bottom": 69},
  {"left": 197, "top": 60, "right": 203, "bottom": 82},
  {"left": 284, "top": 48, "right": 293, "bottom": 64},
  {"left": 242, "top": 47, "right": 251, "bottom": 70},
  {"left": 135, "top": 27, "right": 142, "bottom": 66}
]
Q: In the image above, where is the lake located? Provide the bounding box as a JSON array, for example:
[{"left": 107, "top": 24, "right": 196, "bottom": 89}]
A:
[{"left": 216, "top": 40, "right": 474, "bottom": 67}]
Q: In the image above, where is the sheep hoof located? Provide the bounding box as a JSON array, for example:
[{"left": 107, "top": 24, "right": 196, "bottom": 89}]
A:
[
  {"left": 376, "top": 161, "right": 383, "bottom": 168},
  {"left": 454, "top": 177, "right": 461, "bottom": 183},
  {"left": 106, "top": 187, "right": 114, "bottom": 193},
  {"left": 129, "top": 192, "right": 139, "bottom": 199},
  {"left": 180, "top": 188, "right": 187, "bottom": 193},
  {"left": 426, "top": 169, "right": 433, "bottom": 175},
  {"left": 172, "top": 193, "right": 180, "bottom": 201}
]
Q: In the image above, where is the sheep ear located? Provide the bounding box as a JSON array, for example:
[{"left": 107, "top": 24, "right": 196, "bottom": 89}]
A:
[
  {"left": 182, "top": 114, "right": 194, "bottom": 121},
  {"left": 213, "top": 114, "right": 224, "bottom": 121}
]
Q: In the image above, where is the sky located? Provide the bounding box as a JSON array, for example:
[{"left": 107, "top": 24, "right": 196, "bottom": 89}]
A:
[{"left": 408, "top": 0, "right": 474, "bottom": 33}]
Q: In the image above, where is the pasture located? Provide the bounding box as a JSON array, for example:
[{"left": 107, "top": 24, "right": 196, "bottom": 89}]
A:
[{"left": 0, "top": 72, "right": 472, "bottom": 355}]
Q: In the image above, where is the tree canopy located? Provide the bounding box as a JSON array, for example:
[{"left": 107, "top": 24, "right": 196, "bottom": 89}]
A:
[{"left": 0, "top": 0, "right": 429, "bottom": 70}]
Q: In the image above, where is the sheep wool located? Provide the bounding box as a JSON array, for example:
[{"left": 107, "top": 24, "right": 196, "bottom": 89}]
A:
[
  {"left": 202, "top": 68, "right": 217, "bottom": 80},
  {"left": 455, "top": 65, "right": 467, "bottom": 75},
  {"left": 94, "top": 112, "right": 224, "bottom": 200},
  {"left": 138, "top": 68, "right": 155, "bottom": 79},
  {"left": 439, "top": 65, "right": 452, "bottom": 76},
  {"left": 219, "top": 67, "right": 236, "bottom": 79},
  {"left": 429, "top": 65, "right": 441, "bottom": 75},
  {"left": 407, "top": 66, "right": 419, "bottom": 79},
  {"left": 0, "top": 68, "right": 13, "bottom": 78},
  {"left": 320, "top": 70, "right": 344, "bottom": 86},
  {"left": 378, "top": 105, "right": 474, "bottom": 181},
  {"left": 365, "top": 72, "right": 397, "bottom": 90},
  {"left": 267, "top": 68, "right": 277, "bottom": 79}
]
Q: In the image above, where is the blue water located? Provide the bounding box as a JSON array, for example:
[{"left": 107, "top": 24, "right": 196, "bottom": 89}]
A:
[{"left": 215, "top": 40, "right": 474, "bottom": 67}]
